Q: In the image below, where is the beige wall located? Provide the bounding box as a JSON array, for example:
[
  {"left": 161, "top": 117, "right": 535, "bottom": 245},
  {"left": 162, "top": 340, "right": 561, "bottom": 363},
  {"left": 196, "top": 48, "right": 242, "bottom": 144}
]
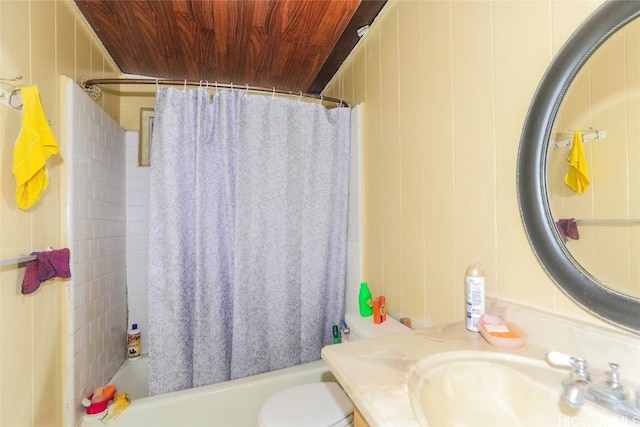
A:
[
  {"left": 0, "top": 1, "right": 118, "bottom": 425},
  {"left": 324, "top": 0, "right": 616, "bottom": 329}
]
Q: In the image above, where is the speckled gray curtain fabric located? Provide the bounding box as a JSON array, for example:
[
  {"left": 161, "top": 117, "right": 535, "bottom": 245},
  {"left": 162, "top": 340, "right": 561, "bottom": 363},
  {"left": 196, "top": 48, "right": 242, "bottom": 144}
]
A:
[{"left": 148, "top": 88, "right": 350, "bottom": 395}]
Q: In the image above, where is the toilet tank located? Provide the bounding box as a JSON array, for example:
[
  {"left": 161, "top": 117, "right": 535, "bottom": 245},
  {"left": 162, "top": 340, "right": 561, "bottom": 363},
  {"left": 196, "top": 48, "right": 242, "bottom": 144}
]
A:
[{"left": 344, "top": 312, "right": 409, "bottom": 341}]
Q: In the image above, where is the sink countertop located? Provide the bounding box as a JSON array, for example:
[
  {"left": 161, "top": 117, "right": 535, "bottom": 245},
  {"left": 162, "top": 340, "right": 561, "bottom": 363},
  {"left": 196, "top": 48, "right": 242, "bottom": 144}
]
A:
[{"left": 320, "top": 321, "right": 549, "bottom": 427}]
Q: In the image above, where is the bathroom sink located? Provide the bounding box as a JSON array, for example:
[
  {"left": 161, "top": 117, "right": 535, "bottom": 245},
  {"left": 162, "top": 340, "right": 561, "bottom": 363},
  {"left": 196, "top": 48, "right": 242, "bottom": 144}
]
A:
[{"left": 407, "top": 351, "right": 621, "bottom": 426}]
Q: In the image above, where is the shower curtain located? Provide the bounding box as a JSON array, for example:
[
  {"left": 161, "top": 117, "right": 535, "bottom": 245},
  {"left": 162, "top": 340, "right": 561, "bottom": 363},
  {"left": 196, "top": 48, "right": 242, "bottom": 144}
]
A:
[{"left": 148, "top": 87, "right": 351, "bottom": 395}]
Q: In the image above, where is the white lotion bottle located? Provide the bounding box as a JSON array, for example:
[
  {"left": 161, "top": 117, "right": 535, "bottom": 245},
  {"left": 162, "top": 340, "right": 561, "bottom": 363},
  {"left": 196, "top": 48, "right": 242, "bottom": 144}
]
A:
[{"left": 465, "top": 263, "right": 485, "bottom": 332}]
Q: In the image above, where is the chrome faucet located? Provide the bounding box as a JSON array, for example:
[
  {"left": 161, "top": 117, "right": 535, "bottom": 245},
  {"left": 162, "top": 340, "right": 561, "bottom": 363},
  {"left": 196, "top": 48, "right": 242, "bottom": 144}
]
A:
[
  {"left": 339, "top": 319, "right": 350, "bottom": 343},
  {"left": 547, "top": 351, "right": 640, "bottom": 419}
]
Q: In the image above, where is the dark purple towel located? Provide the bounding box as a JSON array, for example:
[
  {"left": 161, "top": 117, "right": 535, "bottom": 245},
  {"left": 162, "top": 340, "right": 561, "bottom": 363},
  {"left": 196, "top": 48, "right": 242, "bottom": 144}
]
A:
[
  {"left": 556, "top": 219, "right": 579, "bottom": 243},
  {"left": 22, "top": 248, "right": 71, "bottom": 295}
]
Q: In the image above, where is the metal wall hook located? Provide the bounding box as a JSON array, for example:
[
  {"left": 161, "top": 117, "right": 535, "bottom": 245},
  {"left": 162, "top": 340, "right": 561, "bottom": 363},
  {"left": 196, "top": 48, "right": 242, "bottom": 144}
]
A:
[
  {"left": 0, "top": 87, "right": 23, "bottom": 111},
  {"left": 0, "top": 75, "right": 24, "bottom": 110},
  {"left": 9, "top": 88, "right": 23, "bottom": 109},
  {"left": 0, "top": 75, "right": 22, "bottom": 82}
]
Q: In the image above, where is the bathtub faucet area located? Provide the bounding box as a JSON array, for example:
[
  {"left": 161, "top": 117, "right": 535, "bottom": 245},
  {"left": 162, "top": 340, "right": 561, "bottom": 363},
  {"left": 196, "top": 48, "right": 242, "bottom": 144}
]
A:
[{"left": 547, "top": 351, "right": 640, "bottom": 420}]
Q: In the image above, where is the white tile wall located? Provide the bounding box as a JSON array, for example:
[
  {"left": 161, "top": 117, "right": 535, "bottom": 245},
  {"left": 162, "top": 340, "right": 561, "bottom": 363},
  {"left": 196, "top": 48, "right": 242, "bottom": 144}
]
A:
[
  {"left": 62, "top": 77, "right": 127, "bottom": 420},
  {"left": 125, "top": 130, "right": 151, "bottom": 355}
]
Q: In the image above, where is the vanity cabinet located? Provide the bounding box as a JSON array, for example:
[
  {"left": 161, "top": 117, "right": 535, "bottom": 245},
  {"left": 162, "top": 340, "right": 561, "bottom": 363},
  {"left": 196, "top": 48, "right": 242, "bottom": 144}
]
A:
[{"left": 354, "top": 407, "right": 370, "bottom": 427}]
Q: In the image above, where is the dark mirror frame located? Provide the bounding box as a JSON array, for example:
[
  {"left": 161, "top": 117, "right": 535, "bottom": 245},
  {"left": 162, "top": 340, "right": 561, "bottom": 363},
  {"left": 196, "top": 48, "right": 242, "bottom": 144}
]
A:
[{"left": 517, "top": 0, "right": 640, "bottom": 333}]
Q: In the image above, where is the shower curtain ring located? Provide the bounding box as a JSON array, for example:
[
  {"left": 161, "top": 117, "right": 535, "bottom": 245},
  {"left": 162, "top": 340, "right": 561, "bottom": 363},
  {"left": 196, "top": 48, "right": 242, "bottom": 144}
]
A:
[
  {"left": 272, "top": 87, "right": 276, "bottom": 98},
  {"left": 155, "top": 79, "right": 160, "bottom": 91},
  {"left": 319, "top": 94, "right": 323, "bottom": 104},
  {"left": 245, "top": 83, "right": 249, "bottom": 94},
  {"left": 298, "top": 91, "right": 302, "bottom": 102},
  {"left": 183, "top": 80, "right": 187, "bottom": 92}
]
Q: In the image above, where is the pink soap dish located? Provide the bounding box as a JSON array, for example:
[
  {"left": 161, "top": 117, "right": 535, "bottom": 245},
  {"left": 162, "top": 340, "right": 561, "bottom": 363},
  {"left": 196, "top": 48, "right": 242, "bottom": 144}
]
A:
[{"left": 478, "top": 315, "right": 527, "bottom": 348}]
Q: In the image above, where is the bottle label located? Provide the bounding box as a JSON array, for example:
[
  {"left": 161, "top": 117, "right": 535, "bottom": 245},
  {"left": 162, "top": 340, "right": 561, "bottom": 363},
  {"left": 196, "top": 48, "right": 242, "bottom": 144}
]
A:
[
  {"left": 128, "top": 332, "right": 141, "bottom": 358},
  {"left": 465, "top": 276, "right": 485, "bottom": 332}
]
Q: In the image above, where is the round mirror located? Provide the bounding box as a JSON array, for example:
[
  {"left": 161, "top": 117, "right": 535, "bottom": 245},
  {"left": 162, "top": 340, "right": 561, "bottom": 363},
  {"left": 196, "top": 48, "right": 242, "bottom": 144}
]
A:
[
  {"left": 548, "top": 15, "right": 640, "bottom": 301},
  {"left": 518, "top": 0, "right": 640, "bottom": 333}
]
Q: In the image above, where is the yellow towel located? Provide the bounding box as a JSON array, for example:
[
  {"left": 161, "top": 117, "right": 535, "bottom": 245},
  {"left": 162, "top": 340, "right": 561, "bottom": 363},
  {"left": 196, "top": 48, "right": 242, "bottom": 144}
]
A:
[
  {"left": 12, "top": 86, "right": 59, "bottom": 209},
  {"left": 564, "top": 130, "right": 590, "bottom": 194}
]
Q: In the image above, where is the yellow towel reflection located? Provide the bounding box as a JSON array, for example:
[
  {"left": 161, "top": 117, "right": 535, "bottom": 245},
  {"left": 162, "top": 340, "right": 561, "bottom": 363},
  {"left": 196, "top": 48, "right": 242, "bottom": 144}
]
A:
[
  {"left": 12, "top": 86, "right": 59, "bottom": 209},
  {"left": 564, "top": 130, "right": 590, "bottom": 194}
]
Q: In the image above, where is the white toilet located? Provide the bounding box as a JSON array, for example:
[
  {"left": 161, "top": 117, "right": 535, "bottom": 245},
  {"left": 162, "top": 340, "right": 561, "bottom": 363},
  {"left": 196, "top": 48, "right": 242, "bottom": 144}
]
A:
[{"left": 258, "top": 312, "right": 410, "bottom": 427}]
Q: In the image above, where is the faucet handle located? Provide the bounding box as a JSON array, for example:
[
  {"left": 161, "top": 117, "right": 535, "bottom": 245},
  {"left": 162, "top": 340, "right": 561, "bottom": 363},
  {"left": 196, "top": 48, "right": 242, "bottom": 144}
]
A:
[
  {"left": 603, "top": 363, "right": 628, "bottom": 400},
  {"left": 608, "top": 363, "right": 622, "bottom": 387},
  {"left": 547, "top": 351, "right": 590, "bottom": 381},
  {"left": 546, "top": 350, "right": 578, "bottom": 367}
]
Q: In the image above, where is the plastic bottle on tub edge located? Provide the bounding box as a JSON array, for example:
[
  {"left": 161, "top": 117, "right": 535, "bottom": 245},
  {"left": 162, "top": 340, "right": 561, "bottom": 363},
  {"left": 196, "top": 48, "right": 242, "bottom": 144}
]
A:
[
  {"left": 465, "top": 264, "right": 485, "bottom": 332},
  {"left": 127, "top": 323, "right": 141, "bottom": 360},
  {"left": 358, "top": 282, "right": 373, "bottom": 317}
]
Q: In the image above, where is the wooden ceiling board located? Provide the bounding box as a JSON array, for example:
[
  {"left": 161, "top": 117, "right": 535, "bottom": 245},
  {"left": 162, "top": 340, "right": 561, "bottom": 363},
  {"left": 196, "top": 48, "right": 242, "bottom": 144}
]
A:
[{"left": 74, "top": 0, "right": 386, "bottom": 93}]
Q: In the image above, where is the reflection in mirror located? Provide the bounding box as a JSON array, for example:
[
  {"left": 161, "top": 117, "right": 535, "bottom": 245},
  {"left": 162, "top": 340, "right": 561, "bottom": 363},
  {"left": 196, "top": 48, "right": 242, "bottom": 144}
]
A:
[
  {"left": 518, "top": 0, "right": 640, "bottom": 332},
  {"left": 547, "top": 17, "right": 640, "bottom": 299}
]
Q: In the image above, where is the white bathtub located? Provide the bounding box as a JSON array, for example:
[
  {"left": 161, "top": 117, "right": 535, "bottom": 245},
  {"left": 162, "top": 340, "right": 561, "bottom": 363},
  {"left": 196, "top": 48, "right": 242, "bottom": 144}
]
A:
[{"left": 81, "top": 356, "right": 339, "bottom": 426}]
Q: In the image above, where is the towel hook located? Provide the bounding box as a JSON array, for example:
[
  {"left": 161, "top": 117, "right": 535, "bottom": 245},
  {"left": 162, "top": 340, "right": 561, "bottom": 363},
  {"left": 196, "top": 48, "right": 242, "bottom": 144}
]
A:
[
  {"left": 9, "top": 88, "right": 23, "bottom": 110},
  {"left": 0, "top": 75, "right": 22, "bottom": 82}
]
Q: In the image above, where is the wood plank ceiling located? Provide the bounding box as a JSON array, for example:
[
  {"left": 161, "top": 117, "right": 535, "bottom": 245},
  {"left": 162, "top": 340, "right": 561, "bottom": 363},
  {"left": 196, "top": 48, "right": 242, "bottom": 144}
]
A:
[{"left": 74, "top": 0, "right": 387, "bottom": 94}]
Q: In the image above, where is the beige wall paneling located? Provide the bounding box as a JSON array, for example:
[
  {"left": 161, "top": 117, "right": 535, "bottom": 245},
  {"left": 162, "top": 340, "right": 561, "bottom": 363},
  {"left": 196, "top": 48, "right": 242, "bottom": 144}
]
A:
[
  {"left": 492, "top": 1, "right": 557, "bottom": 308},
  {"left": 352, "top": 47, "right": 366, "bottom": 107},
  {"left": 378, "top": 5, "right": 403, "bottom": 311},
  {"left": 450, "top": 1, "right": 496, "bottom": 322},
  {"left": 0, "top": 1, "right": 38, "bottom": 423},
  {"left": 363, "top": 21, "right": 384, "bottom": 299},
  {"left": 418, "top": 1, "right": 456, "bottom": 326},
  {"left": 397, "top": 0, "right": 425, "bottom": 324},
  {"left": 57, "top": 1, "right": 77, "bottom": 81},
  {"left": 328, "top": 0, "right": 618, "bottom": 329}
]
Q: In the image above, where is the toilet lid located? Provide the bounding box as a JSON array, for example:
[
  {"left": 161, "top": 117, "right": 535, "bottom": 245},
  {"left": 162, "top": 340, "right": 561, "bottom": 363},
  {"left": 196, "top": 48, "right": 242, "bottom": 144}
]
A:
[{"left": 259, "top": 382, "right": 353, "bottom": 427}]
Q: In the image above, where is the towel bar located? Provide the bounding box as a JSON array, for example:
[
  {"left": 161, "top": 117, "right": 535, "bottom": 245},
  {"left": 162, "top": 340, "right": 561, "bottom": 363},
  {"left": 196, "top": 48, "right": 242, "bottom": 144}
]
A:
[
  {"left": 575, "top": 218, "right": 640, "bottom": 224},
  {"left": 0, "top": 255, "right": 37, "bottom": 267}
]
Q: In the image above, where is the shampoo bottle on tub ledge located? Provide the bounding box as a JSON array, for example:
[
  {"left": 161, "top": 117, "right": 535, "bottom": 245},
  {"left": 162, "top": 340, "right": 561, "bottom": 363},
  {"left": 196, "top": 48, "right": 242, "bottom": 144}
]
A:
[{"left": 127, "top": 323, "right": 141, "bottom": 360}]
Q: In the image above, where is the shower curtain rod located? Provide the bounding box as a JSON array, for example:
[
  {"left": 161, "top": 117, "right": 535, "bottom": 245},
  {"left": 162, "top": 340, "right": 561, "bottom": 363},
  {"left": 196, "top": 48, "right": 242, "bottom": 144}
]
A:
[{"left": 82, "top": 78, "right": 349, "bottom": 107}]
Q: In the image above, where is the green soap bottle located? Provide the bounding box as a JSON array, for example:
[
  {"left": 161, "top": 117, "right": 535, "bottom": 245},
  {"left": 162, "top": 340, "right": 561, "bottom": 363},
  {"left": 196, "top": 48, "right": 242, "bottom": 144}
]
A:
[{"left": 359, "top": 282, "right": 373, "bottom": 317}]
